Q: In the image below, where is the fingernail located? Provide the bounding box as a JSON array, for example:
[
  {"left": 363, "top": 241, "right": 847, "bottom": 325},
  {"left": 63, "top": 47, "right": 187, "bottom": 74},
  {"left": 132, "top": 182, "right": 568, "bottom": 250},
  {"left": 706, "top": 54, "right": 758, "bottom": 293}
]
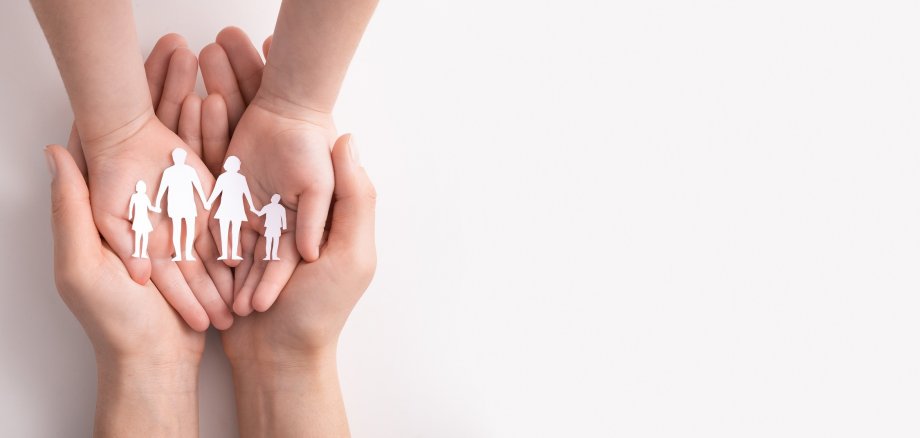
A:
[
  {"left": 44, "top": 146, "right": 57, "bottom": 180},
  {"left": 348, "top": 135, "right": 361, "bottom": 166}
]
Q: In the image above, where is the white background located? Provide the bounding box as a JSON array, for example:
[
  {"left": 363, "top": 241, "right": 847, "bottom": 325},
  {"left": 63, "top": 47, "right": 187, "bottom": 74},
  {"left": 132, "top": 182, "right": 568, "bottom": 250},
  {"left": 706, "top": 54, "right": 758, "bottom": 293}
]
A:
[{"left": 2, "top": 0, "right": 920, "bottom": 436}]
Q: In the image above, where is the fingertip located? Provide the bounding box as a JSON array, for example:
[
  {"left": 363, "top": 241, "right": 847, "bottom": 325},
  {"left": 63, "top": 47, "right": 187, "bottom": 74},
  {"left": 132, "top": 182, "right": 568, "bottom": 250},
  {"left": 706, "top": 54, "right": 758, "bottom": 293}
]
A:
[
  {"left": 157, "top": 33, "right": 188, "bottom": 50},
  {"left": 127, "top": 261, "right": 152, "bottom": 285},
  {"left": 190, "top": 316, "right": 210, "bottom": 333},
  {"left": 296, "top": 233, "right": 321, "bottom": 262},
  {"left": 233, "top": 298, "right": 253, "bottom": 317},
  {"left": 199, "top": 43, "right": 227, "bottom": 71},
  {"left": 213, "top": 312, "right": 234, "bottom": 331},
  {"left": 203, "top": 93, "right": 228, "bottom": 114},
  {"left": 251, "top": 295, "right": 272, "bottom": 313},
  {"left": 171, "top": 46, "right": 199, "bottom": 73},
  {"left": 182, "top": 306, "right": 211, "bottom": 332},
  {"left": 262, "top": 35, "right": 273, "bottom": 59},
  {"left": 217, "top": 26, "right": 250, "bottom": 45}
]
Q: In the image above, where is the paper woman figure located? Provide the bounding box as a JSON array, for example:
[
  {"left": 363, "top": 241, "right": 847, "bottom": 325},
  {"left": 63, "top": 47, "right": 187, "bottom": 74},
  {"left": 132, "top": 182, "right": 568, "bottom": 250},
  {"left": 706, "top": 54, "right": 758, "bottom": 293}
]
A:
[
  {"left": 254, "top": 194, "right": 287, "bottom": 260},
  {"left": 205, "top": 156, "right": 257, "bottom": 260},
  {"left": 128, "top": 180, "right": 160, "bottom": 259}
]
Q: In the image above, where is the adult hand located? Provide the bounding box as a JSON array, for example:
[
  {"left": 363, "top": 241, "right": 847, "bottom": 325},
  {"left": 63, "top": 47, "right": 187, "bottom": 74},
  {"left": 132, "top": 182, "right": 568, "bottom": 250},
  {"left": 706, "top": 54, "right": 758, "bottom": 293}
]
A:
[
  {"left": 200, "top": 28, "right": 337, "bottom": 315},
  {"left": 47, "top": 142, "right": 204, "bottom": 436},
  {"left": 73, "top": 35, "right": 234, "bottom": 331},
  {"left": 219, "top": 134, "right": 376, "bottom": 438}
]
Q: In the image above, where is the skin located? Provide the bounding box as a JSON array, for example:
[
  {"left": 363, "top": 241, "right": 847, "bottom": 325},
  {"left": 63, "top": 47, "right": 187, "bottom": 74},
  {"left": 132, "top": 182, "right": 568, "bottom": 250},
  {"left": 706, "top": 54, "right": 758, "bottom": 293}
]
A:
[
  {"left": 31, "top": 0, "right": 233, "bottom": 331},
  {"left": 200, "top": 0, "right": 378, "bottom": 315},
  {"left": 37, "top": 0, "right": 379, "bottom": 432},
  {"left": 200, "top": 37, "right": 377, "bottom": 434},
  {"left": 217, "top": 135, "right": 376, "bottom": 438},
  {"left": 44, "top": 34, "right": 224, "bottom": 437},
  {"left": 49, "top": 141, "right": 204, "bottom": 436},
  {"left": 49, "top": 100, "right": 375, "bottom": 438}
]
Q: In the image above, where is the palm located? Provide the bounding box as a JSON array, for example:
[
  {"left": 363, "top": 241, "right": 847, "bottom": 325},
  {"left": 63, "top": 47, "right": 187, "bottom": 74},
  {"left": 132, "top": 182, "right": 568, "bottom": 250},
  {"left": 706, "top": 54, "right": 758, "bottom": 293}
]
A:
[
  {"left": 221, "top": 253, "right": 362, "bottom": 359},
  {"left": 229, "top": 102, "right": 334, "bottom": 212},
  {"left": 86, "top": 116, "right": 232, "bottom": 330},
  {"left": 221, "top": 99, "right": 336, "bottom": 312},
  {"left": 88, "top": 247, "right": 205, "bottom": 359},
  {"left": 90, "top": 119, "right": 210, "bottom": 260}
]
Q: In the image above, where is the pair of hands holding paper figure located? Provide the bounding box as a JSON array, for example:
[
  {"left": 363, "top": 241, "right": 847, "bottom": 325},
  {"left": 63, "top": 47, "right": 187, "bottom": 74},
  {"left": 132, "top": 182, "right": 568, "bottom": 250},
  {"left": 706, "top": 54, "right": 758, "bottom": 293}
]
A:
[
  {"left": 63, "top": 28, "right": 339, "bottom": 331},
  {"left": 48, "top": 30, "right": 376, "bottom": 437}
]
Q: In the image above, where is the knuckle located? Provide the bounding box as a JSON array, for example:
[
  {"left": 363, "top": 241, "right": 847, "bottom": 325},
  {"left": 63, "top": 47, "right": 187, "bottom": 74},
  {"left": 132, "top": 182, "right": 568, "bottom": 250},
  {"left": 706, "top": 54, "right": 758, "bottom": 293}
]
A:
[{"left": 305, "top": 176, "right": 334, "bottom": 195}]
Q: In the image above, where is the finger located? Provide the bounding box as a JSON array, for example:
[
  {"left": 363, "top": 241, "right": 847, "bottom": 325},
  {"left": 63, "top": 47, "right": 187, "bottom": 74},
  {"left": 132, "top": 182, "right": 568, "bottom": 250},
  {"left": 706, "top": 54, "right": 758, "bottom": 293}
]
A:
[
  {"left": 216, "top": 26, "right": 264, "bottom": 104},
  {"left": 235, "top": 243, "right": 266, "bottom": 317},
  {"left": 157, "top": 47, "right": 199, "bottom": 132},
  {"left": 178, "top": 95, "right": 203, "bottom": 158},
  {"left": 201, "top": 94, "right": 230, "bottom": 176},
  {"left": 251, "top": 236, "right": 298, "bottom": 312},
  {"left": 295, "top": 165, "right": 335, "bottom": 262},
  {"left": 145, "top": 33, "right": 188, "bottom": 110},
  {"left": 262, "top": 35, "right": 273, "bottom": 60},
  {"left": 95, "top": 211, "right": 151, "bottom": 285},
  {"left": 47, "top": 145, "right": 101, "bottom": 265},
  {"left": 176, "top": 251, "right": 234, "bottom": 330},
  {"left": 150, "top": 259, "right": 210, "bottom": 332},
  {"left": 199, "top": 43, "right": 246, "bottom": 132},
  {"left": 327, "top": 134, "right": 376, "bottom": 251},
  {"left": 232, "top": 229, "right": 260, "bottom": 316},
  {"left": 64, "top": 124, "right": 88, "bottom": 178},
  {"left": 196, "top": 231, "right": 234, "bottom": 306}
]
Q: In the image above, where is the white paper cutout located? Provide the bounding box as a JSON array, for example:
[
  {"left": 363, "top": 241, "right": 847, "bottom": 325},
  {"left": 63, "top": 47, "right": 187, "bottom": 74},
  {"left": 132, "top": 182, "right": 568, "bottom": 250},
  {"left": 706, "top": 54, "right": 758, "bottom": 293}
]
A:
[
  {"left": 128, "top": 180, "right": 160, "bottom": 258},
  {"left": 205, "top": 156, "right": 257, "bottom": 261},
  {"left": 254, "top": 194, "right": 287, "bottom": 260},
  {"left": 154, "top": 148, "right": 208, "bottom": 261}
]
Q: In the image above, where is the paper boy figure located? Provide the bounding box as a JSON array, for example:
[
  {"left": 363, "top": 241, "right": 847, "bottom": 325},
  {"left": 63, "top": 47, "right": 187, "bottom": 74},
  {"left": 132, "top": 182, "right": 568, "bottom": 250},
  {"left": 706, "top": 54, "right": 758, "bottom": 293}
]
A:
[
  {"left": 254, "top": 194, "right": 287, "bottom": 261},
  {"left": 128, "top": 180, "right": 161, "bottom": 259}
]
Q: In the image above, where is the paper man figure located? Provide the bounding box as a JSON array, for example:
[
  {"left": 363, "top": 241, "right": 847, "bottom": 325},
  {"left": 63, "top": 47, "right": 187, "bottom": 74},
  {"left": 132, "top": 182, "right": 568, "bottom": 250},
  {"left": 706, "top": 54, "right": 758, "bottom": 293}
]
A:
[
  {"left": 205, "top": 156, "right": 256, "bottom": 261},
  {"left": 154, "top": 148, "right": 208, "bottom": 261},
  {"left": 128, "top": 180, "right": 160, "bottom": 259},
  {"left": 254, "top": 194, "right": 287, "bottom": 261}
]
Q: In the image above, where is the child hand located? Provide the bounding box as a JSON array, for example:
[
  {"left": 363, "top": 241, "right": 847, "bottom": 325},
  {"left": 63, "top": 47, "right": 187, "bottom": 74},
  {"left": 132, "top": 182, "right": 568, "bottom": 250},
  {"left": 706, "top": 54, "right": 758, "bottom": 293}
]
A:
[{"left": 222, "top": 133, "right": 375, "bottom": 372}]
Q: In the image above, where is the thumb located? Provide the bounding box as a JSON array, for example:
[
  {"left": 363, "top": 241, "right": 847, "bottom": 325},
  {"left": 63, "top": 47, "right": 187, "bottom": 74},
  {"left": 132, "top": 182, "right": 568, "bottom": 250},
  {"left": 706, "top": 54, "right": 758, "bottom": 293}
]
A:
[
  {"left": 327, "top": 134, "right": 376, "bottom": 253},
  {"left": 47, "top": 144, "right": 101, "bottom": 265}
]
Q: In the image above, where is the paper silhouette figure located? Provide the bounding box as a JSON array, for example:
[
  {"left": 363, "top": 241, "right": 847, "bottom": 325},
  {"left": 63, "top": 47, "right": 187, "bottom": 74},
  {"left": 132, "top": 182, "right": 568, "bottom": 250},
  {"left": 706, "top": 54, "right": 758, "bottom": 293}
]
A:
[
  {"left": 205, "top": 156, "right": 256, "bottom": 261},
  {"left": 254, "top": 194, "right": 287, "bottom": 260},
  {"left": 154, "top": 148, "right": 208, "bottom": 261},
  {"left": 128, "top": 180, "right": 161, "bottom": 258}
]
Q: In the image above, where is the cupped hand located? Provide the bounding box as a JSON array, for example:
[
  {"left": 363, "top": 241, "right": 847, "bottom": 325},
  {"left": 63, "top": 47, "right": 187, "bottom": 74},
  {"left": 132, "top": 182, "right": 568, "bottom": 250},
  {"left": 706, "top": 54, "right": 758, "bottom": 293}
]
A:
[
  {"left": 47, "top": 142, "right": 205, "bottom": 369},
  {"left": 71, "top": 34, "right": 234, "bottom": 331},
  {"left": 199, "top": 27, "right": 337, "bottom": 315},
  {"left": 219, "top": 134, "right": 376, "bottom": 365}
]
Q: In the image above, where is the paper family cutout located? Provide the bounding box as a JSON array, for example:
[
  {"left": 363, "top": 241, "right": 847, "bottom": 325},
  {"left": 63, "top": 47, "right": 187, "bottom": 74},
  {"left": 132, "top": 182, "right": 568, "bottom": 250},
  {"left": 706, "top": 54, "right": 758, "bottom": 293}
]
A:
[{"left": 128, "top": 148, "right": 287, "bottom": 261}]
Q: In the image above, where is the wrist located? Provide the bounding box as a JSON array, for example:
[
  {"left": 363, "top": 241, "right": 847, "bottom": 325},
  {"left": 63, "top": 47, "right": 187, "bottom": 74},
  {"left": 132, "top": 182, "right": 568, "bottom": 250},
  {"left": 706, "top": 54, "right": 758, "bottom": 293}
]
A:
[
  {"left": 80, "top": 107, "right": 157, "bottom": 162},
  {"left": 97, "top": 353, "right": 200, "bottom": 394},
  {"left": 228, "top": 344, "right": 337, "bottom": 380},
  {"left": 228, "top": 348, "right": 348, "bottom": 437},
  {"left": 255, "top": 67, "right": 338, "bottom": 121},
  {"left": 94, "top": 356, "right": 200, "bottom": 437}
]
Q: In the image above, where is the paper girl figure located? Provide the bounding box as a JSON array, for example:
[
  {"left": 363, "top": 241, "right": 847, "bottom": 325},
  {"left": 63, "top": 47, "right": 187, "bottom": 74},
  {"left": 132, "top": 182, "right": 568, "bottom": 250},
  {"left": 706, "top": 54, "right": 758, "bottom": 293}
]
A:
[
  {"left": 254, "top": 194, "right": 287, "bottom": 260},
  {"left": 128, "top": 180, "right": 160, "bottom": 259},
  {"left": 205, "top": 156, "right": 257, "bottom": 260}
]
